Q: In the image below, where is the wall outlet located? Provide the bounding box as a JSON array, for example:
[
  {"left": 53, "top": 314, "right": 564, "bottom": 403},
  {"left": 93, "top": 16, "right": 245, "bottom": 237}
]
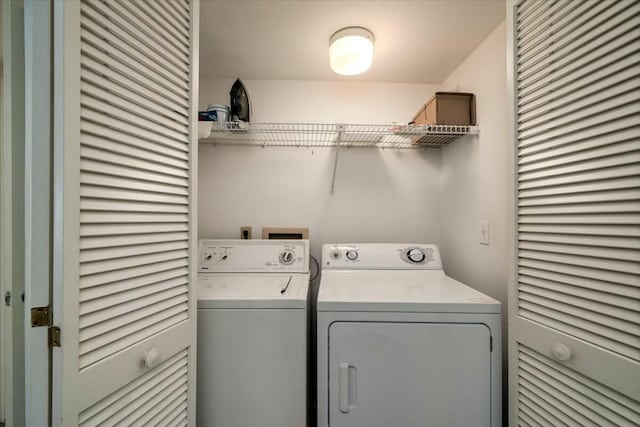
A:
[
  {"left": 480, "top": 220, "right": 490, "bottom": 245},
  {"left": 240, "top": 226, "right": 252, "bottom": 239}
]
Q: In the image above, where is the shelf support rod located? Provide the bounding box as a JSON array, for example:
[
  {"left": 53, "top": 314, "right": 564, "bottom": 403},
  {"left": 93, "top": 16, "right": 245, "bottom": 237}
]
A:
[{"left": 330, "top": 124, "right": 345, "bottom": 194}]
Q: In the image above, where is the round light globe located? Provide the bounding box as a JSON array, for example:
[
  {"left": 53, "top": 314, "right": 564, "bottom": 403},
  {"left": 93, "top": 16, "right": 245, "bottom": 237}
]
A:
[{"left": 329, "top": 27, "right": 375, "bottom": 76}]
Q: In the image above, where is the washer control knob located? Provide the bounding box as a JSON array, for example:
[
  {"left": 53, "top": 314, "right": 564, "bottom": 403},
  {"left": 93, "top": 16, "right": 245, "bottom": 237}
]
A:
[
  {"left": 407, "top": 248, "right": 426, "bottom": 263},
  {"left": 345, "top": 250, "right": 359, "bottom": 261},
  {"left": 329, "top": 249, "right": 342, "bottom": 260},
  {"left": 279, "top": 250, "right": 295, "bottom": 265}
]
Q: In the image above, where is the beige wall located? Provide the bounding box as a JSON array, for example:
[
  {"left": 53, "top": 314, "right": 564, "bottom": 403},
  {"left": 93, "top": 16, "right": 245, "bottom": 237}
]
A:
[{"left": 198, "top": 79, "right": 443, "bottom": 259}]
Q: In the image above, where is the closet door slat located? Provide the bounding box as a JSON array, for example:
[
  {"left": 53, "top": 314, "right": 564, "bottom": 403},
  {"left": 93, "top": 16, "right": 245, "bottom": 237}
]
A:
[
  {"left": 513, "top": 1, "right": 640, "bottom": 421},
  {"left": 76, "top": 0, "right": 193, "bottom": 374}
]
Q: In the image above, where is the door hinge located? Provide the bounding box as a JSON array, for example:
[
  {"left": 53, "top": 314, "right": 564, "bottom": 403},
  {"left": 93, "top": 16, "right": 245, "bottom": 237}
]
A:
[
  {"left": 49, "top": 326, "right": 61, "bottom": 347},
  {"left": 31, "top": 306, "right": 60, "bottom": 347},
  {"left": 31, "top": 306, "right": 51, "bottom": 327},
  {"left": 490, "top": 336, "right": 493, "bottom": 352}
]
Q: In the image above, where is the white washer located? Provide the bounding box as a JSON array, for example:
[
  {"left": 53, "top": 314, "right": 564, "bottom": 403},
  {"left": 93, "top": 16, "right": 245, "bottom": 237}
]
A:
[
  {"left": 197, "top": 239, "right": 310, "bottom": 427},
  {"left": 317, "top": 243, "right": 501, "bottom": 427}
]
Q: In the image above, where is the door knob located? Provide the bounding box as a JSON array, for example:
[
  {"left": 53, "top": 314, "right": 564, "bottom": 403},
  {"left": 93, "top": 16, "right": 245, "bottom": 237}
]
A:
[
  {"left": 143, "top": 348, "right": 161, "bottom": 368},
  {"left": 551, "top": 343, "right": 571, "bottom": 361}
]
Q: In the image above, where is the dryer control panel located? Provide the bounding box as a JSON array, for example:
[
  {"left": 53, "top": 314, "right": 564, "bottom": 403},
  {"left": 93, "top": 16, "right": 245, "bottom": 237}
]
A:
[
  {"left": 323, "top": 243, "right": 442, "bottom": 270},
  {"left": 199, "top": 240, "right": 309, "bottom": 273}
]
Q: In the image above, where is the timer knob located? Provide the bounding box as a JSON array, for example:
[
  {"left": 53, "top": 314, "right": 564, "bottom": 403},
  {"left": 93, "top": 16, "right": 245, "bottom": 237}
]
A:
[
  {"left": 345, "top": 250, "right": 359, "bottom": 261},
  {"left": 279, "top": 250, "right": 295, "bottom": 265},
  {"left": 407, "top": 248, "right": 426, "bottom": 263}
]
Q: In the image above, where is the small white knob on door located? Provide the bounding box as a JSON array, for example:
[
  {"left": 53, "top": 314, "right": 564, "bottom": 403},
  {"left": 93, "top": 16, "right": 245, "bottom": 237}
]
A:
[
  {"left": 143, "top": 348, "right": 161, "bottom": 369},
  {"left": 551, "top": 343, "right": 571, "bottom": 362}
]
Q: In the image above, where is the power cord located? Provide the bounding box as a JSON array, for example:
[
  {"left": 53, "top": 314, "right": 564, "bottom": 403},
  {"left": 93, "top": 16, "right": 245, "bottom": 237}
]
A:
[{"left": 309, "top": 254, "right": 320, "bottom": 282}]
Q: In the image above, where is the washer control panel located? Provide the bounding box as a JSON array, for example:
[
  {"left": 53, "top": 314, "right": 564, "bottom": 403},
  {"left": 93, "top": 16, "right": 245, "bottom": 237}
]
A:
[
  {"left": 322, "top": 244, "right": 442, "bottom": 270},
  {"left": 199, "top": 240, "right": 309, "bottom": 273}
]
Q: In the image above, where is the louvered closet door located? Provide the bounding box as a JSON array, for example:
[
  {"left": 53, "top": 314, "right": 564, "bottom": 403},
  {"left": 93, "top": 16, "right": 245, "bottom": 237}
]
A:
[
  {"left": 51, "top": 1, "right": 199, "bottom": 425},
  {"left": 509, "top": 0, "right": 640, "bottom": 425}
]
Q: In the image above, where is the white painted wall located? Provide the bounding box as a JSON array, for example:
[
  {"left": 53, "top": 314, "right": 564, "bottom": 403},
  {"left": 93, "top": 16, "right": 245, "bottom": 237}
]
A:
[
  {"left": 197, "top": 27, "right": 509, "bottom": 299},
  {"left": 437, "top": 22, "right": 509, "bottom": 407},
  {"left": 438, "top": 22, "right": 508, "bottom": 313},
  {"left": 199, "top": 78, "right": 439, "bottom": 124},
  {"left": 198, "top": 79, "right": 442, "bottom": 259}
]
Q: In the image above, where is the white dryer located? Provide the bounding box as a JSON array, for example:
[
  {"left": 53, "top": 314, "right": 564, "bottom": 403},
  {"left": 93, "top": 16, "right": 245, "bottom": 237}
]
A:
[
  {"left": 197, "top": 239, "right": 310, "bottom": 427},
  {"left": 316, "top": 243, "right": 501, "bottom": 427}
]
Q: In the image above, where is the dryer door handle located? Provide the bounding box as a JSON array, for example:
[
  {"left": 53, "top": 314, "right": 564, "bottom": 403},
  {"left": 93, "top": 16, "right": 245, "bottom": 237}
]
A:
[
  {"left": 339, "top": 362, "right": 350, "bottom": 413},
  {"left": 339, "top": 362, "right": 358, "bottom": 413}
]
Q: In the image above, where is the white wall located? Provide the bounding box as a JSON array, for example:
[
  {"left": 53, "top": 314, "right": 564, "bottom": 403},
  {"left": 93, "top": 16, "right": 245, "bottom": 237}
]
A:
[
  {"left": 198, "top": 26, "right": 509, "bottom": 295},
  {"left": 199, "top": 79, "right": 439, "bottom": 124},
  {"left": 198, "top": 79, "right": 442, "bottom": 259},
  {"left": 438, "top": 22, "right": 508, "bottom": 309},
  {"left": 437, "top": 22, "right": 509, "bottom": 394}
]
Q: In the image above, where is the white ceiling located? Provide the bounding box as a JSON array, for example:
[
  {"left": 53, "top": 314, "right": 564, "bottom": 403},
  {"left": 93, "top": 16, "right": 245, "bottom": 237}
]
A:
[{"left": 199, "top": 0, "right": 505, "bottom": 83}]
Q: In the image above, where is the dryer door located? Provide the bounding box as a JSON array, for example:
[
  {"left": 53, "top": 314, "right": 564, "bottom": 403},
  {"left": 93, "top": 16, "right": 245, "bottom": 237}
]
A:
[{"left": 328, "top": 322, "right": 491, "bottom": 427}]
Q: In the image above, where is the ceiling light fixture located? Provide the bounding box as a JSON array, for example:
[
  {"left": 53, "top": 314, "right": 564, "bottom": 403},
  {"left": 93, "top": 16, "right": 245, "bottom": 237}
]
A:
[{"left": 329, "top": 26, "right": 375, "bottom": 76}]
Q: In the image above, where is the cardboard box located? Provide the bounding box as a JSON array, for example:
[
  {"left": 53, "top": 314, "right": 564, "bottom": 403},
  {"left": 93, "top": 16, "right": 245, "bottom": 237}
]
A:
[{"left": 412, "top": 92, "right": 476, "bottom": 125}]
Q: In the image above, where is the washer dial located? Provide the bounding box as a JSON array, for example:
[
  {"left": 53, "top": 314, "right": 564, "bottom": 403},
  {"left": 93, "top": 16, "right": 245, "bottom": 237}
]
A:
[
  {"left": 345, "top": 250, "right": 359, "bottom": 261},
  {"left": 407, "top": 248, "right": 426, "bottom": 263},
  {"left": 279, "top": 249, "right": 295, "bottom": 265}
]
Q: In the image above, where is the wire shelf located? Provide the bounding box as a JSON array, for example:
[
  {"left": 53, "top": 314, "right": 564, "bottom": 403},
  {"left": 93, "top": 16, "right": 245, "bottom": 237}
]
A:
[{"left": 199, "top": 122, "right": 478, "bottom": 149}]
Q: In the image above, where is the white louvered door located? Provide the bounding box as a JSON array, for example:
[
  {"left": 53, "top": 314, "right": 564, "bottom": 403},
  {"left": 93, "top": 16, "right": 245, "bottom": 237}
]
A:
[
  {"left": 52, "top": 0, "right": 199, "bottom": 425},
  {"left": 508, "top": 0, "right": 640, "bottom": 425}
]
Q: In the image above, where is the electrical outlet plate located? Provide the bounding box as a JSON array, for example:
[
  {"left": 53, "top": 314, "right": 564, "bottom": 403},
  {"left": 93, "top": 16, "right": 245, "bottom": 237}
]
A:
[
  {"left": 480, "top": 220, "right": 490, "bottom": 245},
  {"left": 240, "top": 226, "right": 252, "bottom": 239}
]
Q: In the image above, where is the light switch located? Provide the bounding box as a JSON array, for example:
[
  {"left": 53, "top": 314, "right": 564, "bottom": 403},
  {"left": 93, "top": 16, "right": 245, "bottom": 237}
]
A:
[{"left": 480, "top": 220, "right": 490, "bottom": 245}]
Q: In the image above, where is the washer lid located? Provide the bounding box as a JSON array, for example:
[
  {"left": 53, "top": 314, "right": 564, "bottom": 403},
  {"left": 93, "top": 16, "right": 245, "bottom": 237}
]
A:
[
  {"left": 317, "top": 270, "right": 500, "bottom": 313},
  {"left": 197, "top": 273, "right": 309, "bottom": 309}
]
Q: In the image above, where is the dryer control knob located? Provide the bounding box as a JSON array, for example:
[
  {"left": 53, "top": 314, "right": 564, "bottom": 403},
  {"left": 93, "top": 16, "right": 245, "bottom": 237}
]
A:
[
  {"left": 345, "top": 250, "right": 358, "bottom": 261},
  {"left": 407, "top": 248, "right": 426, "bottom": 263},
  {"left": 279, "top": 250, "right": 295, "bottom": 265}
]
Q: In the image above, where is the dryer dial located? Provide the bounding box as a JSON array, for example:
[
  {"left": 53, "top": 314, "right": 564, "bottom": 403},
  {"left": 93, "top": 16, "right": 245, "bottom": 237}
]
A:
[
  {"left": 279, "top": 249, "right": 296, "bottom": 265},
  {"left": 407, "top": 248, "right": 426, "bottom": 263}
]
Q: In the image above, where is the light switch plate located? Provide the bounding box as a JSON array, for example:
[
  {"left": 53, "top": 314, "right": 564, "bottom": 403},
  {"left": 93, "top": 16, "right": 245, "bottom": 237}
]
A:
[{"left": 480, "top": 220, "right": 490, "bottom": 245}]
